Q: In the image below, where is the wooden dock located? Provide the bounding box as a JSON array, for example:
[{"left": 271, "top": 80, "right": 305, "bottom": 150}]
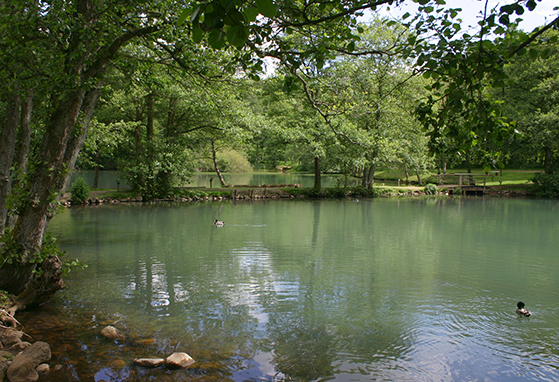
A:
[{"left": 437, "top": 172, "right": 499, "bottom": 195}]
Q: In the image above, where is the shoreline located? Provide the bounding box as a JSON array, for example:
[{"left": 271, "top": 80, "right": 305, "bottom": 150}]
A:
[{"left": 61, "top": 184, "right": 533, "bottom": 206}]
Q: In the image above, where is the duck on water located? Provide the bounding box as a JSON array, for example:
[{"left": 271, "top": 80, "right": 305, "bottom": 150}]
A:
[{"left": 516, "top": 301, "right": 531, "bottom": 317}]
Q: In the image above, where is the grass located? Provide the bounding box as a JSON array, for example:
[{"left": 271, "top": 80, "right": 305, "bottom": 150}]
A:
[{"left": 373, "top": 168, "right": 539, "bottom": 188}]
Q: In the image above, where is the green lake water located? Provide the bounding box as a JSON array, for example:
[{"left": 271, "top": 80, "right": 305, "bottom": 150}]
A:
[{"left": 21, "top": 197, "right": 559, "bottom": 381}]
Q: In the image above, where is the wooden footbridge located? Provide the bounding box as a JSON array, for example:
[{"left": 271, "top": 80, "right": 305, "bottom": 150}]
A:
[{"left": 437, "top": 172, "right": 500, "bottom": 195}]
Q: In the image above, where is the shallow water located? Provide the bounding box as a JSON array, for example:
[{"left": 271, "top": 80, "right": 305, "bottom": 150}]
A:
[{"left": 20, "top": 197, "right": 559, "bottom": 381}]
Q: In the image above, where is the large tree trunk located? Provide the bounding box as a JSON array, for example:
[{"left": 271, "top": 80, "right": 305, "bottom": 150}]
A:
[
  {"left": 13, "top": 91, "right": 33, "bottom": 175},
  {"left": 0, "top": 3, "right": 160, "bottom": 318},
  {"left": 0, "top": 93, "right": 20, "bottom": 234},
  {"left": 362, "top": 163, "right": 376, "bottom": 190},
  {"left": 0, "top": 87, "right": 98, "bottom": 304}
]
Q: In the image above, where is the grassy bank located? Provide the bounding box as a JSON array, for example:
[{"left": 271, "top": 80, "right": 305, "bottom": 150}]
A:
[{"left": 65, "top": 168, "right": 541, "bottom": 203}]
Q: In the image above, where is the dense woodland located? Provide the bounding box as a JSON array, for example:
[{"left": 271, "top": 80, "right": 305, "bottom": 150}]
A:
[{"left": 1, "top": 0, "right": 558, "bottom": 317}]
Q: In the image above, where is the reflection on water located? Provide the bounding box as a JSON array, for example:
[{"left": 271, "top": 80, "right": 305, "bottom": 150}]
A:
[{"left": 21, "top": 198, "right": 559, "bottom": 381}]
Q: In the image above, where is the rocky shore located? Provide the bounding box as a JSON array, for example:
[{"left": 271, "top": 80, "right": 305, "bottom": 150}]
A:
[
  {"left": 0, "top": 327, "right": 52, "bottom": 382},
  {"left": 0, "top": 324, "right": 196, "bottom": 382}
]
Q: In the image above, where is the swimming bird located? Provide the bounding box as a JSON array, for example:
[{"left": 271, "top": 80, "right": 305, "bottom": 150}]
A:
[
  {"left": 516, "top": 301, "right": 531, "bottom": 317},
  {"left": 214, "top": 219, "right": 225, "bottom": 226}
]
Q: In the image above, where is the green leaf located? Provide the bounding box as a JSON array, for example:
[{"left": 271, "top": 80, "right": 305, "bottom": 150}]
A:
[
  {"left": 243, "top": 7, "right": 259, "bottom": 22},
  {"left": 499, "top": 14, "right": 509, "bottom": 25},
  {"left": 177, "top": 8, "right": 190, "bottom": 26},
  {"left": 256, "top": 0, "right": 277, "bottom": 17},
  {"left": 526, "top": 0, "right": 537, "bottom": 11},
  {"left": 227, "top": 24, "right": 248, "bottom": 47},
  {"left": 208, "top": 29, "right": 226, "bottom": 49},
  {"left": 192, "top": 24, "right": 204, "bottom": 43}
]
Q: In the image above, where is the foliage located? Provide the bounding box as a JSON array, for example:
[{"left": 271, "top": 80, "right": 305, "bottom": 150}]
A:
[
  {"left": 197, "top": 149, "right": 253, "bottom": 173},
  {"left": 0, "top": 290, "right": 11, "bottom": 310},
  {"left": 424, "top": 183, "right": 438, "bottom": 195},
  {"left": 498, "top": 30, "right": 559, "bottom": 173},
  {"left": 531, "top": 173, "right": 559, "bottom": 198},
  {"left": 409, "top": 0, "right": 558, "bottom": 170},
  {"left": 71, "top": 178, "right": 90, "bottom": 204}
]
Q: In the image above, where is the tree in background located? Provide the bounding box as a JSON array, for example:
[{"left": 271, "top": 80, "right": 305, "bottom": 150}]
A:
[{"left": 499, "top": 29, "right": 559, "bottom": 173}]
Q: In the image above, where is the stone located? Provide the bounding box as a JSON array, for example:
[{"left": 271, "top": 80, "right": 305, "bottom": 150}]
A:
[
  {"left": 110, "top": 359, "right": 126, "bottom": 369},
  {"left": 0, "top": 351, "right": 12, "bottom": 361},
  {"left": 6, "top": 341, "right": 51, "bottom": 382},
  {"left": 164, "top": 352, "right": 195, "bottom": 369},
  {"left": 52, "top": 364, "right": 63, "bottom": 372},
  {"left": 0, "top": 329, "right": 22, "bottom": 348},
  {"left": 11, "top": 342, "right": 31, "bottom": 352},
  {"left": 36, "top": 364, "right": 49, "bottom": 374},
  {"left": 100, "top": 326, "right": 124, "bottom": 340},
  {"left": 18, "top": 342, "right": 51, "bottom": 366},
  {"left": 7, "top": 356, "right": 38, "bottom": 382},
  {"left": 133, "top": 358, "right": 165, "bottom": 368},
  {"left": 135, "top": 338, "right": 155, "bottom": 346}
]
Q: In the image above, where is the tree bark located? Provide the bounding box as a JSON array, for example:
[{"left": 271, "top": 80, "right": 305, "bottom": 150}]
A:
[
  {"left": 61, "top": 88, "right": 101, "bottom": 193},
  {"left": 0, "top": 88, "right": 88, "bottom": 295},
  {"left": 212, "top": 141, "right": 227, "bottom": 187},
  {"left": 362, "top": 163, "right": 376, "bottom": 190},
  {"left": 13, "top": 91, "right": 33, "bottom": 174},
  {"left": 415, "top": 168, "right": 422, "bottom": 185},
  {"left": 0, "top": 92, "right": 21, "bottom": 234}
]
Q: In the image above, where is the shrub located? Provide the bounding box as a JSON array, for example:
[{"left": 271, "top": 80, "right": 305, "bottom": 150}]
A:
[
  {"left": 71, "top": 177, "right": 90, "bottom": 204},
  {"left": 424, "top": 183, "right": 438, "bottom": 195},
  {"left": 532, "top": 173, "right": 559, "bottom": 198}
]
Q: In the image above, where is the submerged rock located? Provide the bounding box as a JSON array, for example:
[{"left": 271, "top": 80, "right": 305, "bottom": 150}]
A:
[
  {"left": 36, "top": 363, "right": 50, "bottom": 374},
  {"left": 100, "top": 326, "right": 124, "bottom": 340},
  {"left": 133, "top": 358, "right": 165, "bottom": 368},
  {"left": 164, "top": 352, "right": 195, "bottom": 369}
]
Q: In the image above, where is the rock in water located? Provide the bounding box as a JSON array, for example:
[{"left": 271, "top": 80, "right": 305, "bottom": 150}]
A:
[
  {"left": 133, "top": 358, "right": 165, "bottom": 368},
  {"left": 36, "top": 363, "right": 50, "bottom": 374},
  {"left": 7, "top": 341, "right": 51, "bottom": 382},
  {"left": 164, "top": 352, "right": 195, "bottom": 369},
  {"left": 100, "top": 326, "right": 124, "bottom": 340}
]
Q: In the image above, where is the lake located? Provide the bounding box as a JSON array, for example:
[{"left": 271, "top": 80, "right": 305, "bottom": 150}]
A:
[{"left": 20, "top": 197, "right": 559, "bottom": 381}]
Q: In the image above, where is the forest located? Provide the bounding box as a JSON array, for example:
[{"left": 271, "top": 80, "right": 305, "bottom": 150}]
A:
[{"left": 1, "top": 0, "right": 558, "bottom": 317}]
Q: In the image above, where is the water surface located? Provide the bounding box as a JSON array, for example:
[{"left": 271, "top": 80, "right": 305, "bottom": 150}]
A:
[{"left": 22, "top": 197, "right": 559, "bottom": 381}]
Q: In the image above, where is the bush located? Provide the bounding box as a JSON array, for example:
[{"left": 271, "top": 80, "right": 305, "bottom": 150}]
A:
[
  {"left": 71, "top": 177, "right": 90, "bottom": 204},
  {"left": 532, "top": 173, "right": 559, "bottom": 198},
  {"left": 424, "top": 183, "right": 438, "bottom": 195}
]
